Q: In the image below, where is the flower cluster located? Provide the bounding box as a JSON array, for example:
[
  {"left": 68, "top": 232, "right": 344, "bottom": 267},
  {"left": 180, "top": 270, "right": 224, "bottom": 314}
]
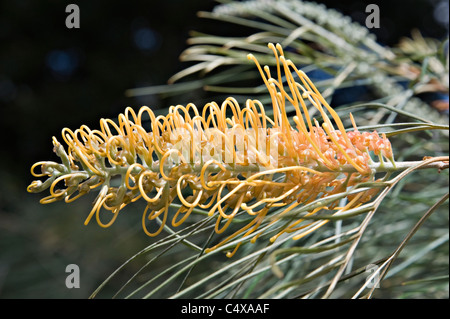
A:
[{"left": 28, "top": 43, "right": 394, "bottom": 257}]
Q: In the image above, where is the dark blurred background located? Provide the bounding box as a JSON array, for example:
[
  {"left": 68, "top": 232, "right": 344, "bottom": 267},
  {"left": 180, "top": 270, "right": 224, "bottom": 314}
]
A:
[{"left": 0, "top": 0, "right": 448, "bottom": 298}]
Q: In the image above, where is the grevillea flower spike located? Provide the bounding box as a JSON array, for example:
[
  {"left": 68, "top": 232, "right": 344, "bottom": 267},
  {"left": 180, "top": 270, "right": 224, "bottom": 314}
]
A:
[{"left": 28, "top": 43, "right": 394, "bottom": 257}]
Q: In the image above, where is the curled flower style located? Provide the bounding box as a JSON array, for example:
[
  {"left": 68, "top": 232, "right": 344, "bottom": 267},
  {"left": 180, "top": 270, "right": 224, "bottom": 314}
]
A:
[{"left": 28, "top": 43, "right": 394, "bottom": 257}]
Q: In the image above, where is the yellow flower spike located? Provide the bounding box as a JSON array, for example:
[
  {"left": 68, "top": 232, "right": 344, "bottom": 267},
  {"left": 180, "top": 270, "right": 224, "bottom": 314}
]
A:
[{"left": 28, "top": 43, "right": 396, "bottom": 257}]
